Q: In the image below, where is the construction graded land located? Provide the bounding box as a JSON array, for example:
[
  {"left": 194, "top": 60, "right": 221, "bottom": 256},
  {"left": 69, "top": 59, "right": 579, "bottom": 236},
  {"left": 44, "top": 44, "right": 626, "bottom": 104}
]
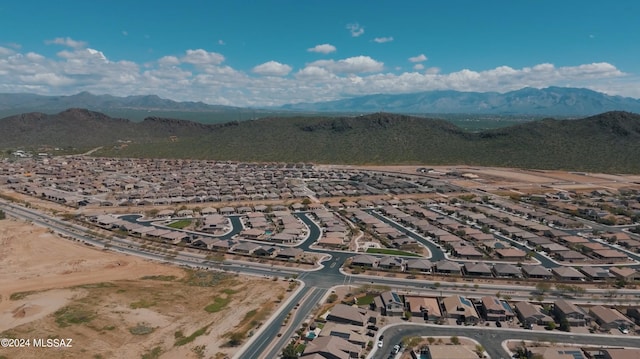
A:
[{"left": 0, "top": 218, "right": 290, "bottom": 359}]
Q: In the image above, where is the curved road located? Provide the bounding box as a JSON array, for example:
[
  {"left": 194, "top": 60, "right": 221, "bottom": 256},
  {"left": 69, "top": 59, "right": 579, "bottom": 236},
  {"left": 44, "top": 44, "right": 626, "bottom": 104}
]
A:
[
  {"left": 4, "top": 201, "right": 640, "bottom": 359},
  {"left": 373, "top": 324, "right": 640, "bottom": 359}
]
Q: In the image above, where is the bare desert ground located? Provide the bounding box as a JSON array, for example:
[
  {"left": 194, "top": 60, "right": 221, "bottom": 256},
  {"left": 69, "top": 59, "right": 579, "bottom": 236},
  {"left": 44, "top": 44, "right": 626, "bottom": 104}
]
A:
[{"left": 0, "top": 218, "right": 289, "bottom": 359}]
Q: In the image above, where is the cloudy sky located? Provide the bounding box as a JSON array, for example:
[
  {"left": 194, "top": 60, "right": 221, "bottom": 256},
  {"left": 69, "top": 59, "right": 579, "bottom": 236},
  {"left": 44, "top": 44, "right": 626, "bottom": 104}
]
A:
[{"left": 1, "top": 1, "right": 639, "bottom": 106}]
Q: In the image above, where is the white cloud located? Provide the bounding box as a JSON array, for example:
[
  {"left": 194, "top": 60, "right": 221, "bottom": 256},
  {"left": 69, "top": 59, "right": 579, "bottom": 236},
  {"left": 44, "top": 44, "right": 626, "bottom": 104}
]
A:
[
  {"left": 57, "top": 48, "right": 108, "bottom": 64},
  {"left": 158, "top": 55, "right": 180, "bottom": 66},
  {"left": 19, "top": 72, "right": 75, "bottom": 86},
  {"left": 425, "top": 67, "right": 440, "bottom": 74},
  {"left": 122, "top": 30, "right": 128, "bottom": 36},
  {"left": 294, "top": 66, "right": 335, "bottom": 80},
  {"left": 307, "top": 44, "right": 336, "bottom": 54},
  {"left": 25, "top": 52, "right": 45, "bottom": 62},
  {"left": 181, "top": 49, "right": 225, "bottom": 65},
  {"left": 45, "top": 37, "right": 87, "bottom": 49},
  {"left": 561, "top": 62, "right": 622, "bottom": 78},
  {"left": 307, "top": 56, "right": 384, "bottom": 74},
  {"left": 408, "top": 54, "right": 428, "bottom": 63},
  {"left": 252, "top": 61, "right": 292, "bottom": 76},
  {"left": 373, "top": 37, "right": 393, "bottom": 43},
  {"left": 0, "top": 39, "right": 636, "bottom": 106},
  {"left": 346, "top": 23, "right": 364, "bottom": 37},
  {"left": 0, "top": 46, "right": 15, "bottom": 57},
  {"left": 218, "top": 39, "right": 226, "bottom": 45}
]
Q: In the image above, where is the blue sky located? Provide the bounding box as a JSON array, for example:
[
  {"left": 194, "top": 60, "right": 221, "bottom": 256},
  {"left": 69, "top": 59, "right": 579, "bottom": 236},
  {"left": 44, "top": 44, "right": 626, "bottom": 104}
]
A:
[{"left": 1, "top": 0, "right": 639, "bottom": 106}]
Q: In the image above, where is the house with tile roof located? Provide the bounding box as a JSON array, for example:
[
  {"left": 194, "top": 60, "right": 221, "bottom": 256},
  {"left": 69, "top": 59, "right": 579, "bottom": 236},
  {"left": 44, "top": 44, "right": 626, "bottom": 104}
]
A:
[
  {"left": 442, "top": 295, "right": 480, "bottom": 324},
  {"left": 553, "top": 299, "right": 588, "bottom": 327}
]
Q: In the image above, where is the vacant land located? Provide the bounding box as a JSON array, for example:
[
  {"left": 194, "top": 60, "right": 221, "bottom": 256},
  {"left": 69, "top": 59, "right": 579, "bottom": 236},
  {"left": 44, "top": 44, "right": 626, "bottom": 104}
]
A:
[{"left": 0, "top": 218, "right": 289, "bottom": 359}]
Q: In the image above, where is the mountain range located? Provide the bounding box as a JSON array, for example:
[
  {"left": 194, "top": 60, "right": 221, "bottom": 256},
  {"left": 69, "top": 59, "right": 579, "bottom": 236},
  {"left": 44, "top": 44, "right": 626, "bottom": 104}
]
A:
[
  {"left": 0, "top": 91, "right": 236, "bottom": 113},
  {"left": 1, "top": 87, "right": 640, "bottom": 118},
  {"left": 280, "top": 87, "right": 640, "bottom": 115},
  {"left": 1, "top": 109, "right": 640, "bottom": 173}
]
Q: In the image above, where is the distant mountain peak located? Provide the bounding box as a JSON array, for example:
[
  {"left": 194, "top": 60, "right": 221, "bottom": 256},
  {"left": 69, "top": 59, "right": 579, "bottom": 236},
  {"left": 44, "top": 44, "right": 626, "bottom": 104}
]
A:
[{"left": 280, "top": 87, "right": 640, "bottom": 116}]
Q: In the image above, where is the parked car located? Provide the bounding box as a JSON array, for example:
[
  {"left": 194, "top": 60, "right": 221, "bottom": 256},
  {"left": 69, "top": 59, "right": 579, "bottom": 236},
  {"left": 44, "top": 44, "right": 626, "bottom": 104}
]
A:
[{"left": 495, "top": 321, "right": 502, "bottom": 327}]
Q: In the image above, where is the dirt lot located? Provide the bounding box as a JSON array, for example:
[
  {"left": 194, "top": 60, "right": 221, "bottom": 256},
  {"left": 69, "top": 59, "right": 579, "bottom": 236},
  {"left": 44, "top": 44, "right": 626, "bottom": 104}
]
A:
[{"left": 0, "top": 218, "right": 289, "bottom": 359}]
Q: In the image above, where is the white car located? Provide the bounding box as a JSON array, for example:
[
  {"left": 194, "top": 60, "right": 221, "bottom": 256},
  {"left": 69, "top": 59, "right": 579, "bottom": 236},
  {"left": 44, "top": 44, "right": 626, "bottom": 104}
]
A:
[{"left": 377, "top": 340, "right": 383, "bottom": 348}]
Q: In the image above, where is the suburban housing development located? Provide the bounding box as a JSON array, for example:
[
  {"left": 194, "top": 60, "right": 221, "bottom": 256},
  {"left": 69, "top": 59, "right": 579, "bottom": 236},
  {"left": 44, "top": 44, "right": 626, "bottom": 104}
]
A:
[{"left": 2, "top": 155, "right": 640, "bottom": 359}]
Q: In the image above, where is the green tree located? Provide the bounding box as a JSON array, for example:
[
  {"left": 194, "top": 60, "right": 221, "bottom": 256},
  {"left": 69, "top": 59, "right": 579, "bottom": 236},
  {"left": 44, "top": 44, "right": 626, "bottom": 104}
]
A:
[
  {"left": 282, "top": 341, "right": 298, "bottom": 359},
  {"left": 535, "top": 282, "right": 551, "bottom": 294},
  {"left": 327, "top": 293, "right": 338, "bottom": 303},
  {"left": 404, "top": 311, "right": 412, "bottom": 320},
  {"left": 546, "top": 321, "right": 557, "bottom": 331},
  {"left": 0, "top": 209, "right": 5, "bottom": 220},
  {"left": 559, "top": 317, "right": 570, "bottom": 332},
  {"left": 450, "top": 336, "right": 460, "bottom": 345},
  {"left": 227, "top": 332, "right": 244, "bottom": 346}
]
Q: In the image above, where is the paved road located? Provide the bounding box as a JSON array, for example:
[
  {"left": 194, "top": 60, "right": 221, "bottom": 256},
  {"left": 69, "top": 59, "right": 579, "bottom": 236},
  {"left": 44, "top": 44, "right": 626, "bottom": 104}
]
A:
[
  {"left": 372, "top": 324, "right": 640, "bottom": 359},
  {"left": 4, "top": 201, "right": 640, "bottom": 359},
  {"left": 368, "top": 210, "right": 443, "bottom": 261},
  {"left": 258, "top": 287, "right": 328, "bottom": 359}
]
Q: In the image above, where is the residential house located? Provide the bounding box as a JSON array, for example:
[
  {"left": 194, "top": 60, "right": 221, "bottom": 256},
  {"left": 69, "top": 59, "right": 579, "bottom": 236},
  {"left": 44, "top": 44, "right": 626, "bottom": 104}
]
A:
[
  {"left": 552, "top": 267, "right": 586, "bottom": 281},
  {"left": 463, "top": 262, "right": 493, "bottom": 277},
  {"left": 591, "top": 249, "right": 630, "bottom": 263},
  {"left": 377, "top": 256, "right": 404, "bottom": 271},
  {"left": 555, "top": 250, "right": 588, "bottom": 262},
  {"left": 626, "top": 307, "right": 640, "bottom": 325},
  {"left": 190, "top": 237, "right": 218, "bottom": 250},
  {"left": 253, "top": 245, "right": 277, "bottom": 257},
  {"left": 589, "top": 305, "right": 634, "bottom": 331},
  {"left": 241, "top": 228, "right": 265, "bottom": 240},
  {"left": 326, "top": 304, "right": 368, "bottom": 327},
  {"left": 528, "top": 347, "right": 588, "bottom": 359},
  {"left": 404, "top": 296, "right": 442, "bottom": 321},
  {"left": 318, "top": 234, "right": 345, "bottom": 248},
  {"left": 492, "top": 263, "right": 522, "bottom": 278},
  {"left": 514, "top": 301, "right": 553, "bottom": 327},
  {"left": 609, "top": 267, "right": 640, "bottom": 282},
  {"left": 270, "top": 232, "right": 298, "bottom": 244},
  {"left": 451, "top": 245, "right": 484, "bottom": 260},
  {"left": 232, "top": 242, "right": 262, "bottom": 255},
  {"left": 350, "top": 254, "right": 379, "bottom": 268},
  {"left": 480, "top": 296, "right": 513, "bottom": 321},
  {"left": 579, "top": 266, "right": 612, "bottom": 281},
  {"left": 495, "top": 247, "right": 527, "bottom": 261},
  {"left": 275, "top": 247, "right": 304, "bottom": 261},
  {"left": 321, "top": 322, "right": 368, "bottom": 348},
  {"left": 521, "top": 265, "right": 552, "bottom": 279},
  {"left": 301, "top": 335, "right": 361, "bottom": 359},
  {"left": 374, "top": 291, "right": 404, "bottom": 317},
  {"left": 405, "top": 258, "right": 432, "bottom": 273},
  {"left": 442, "top": 295, "right": 480, "bottom": 324},
  {"left": 602, "top": 348, "right": 640, "bottom": 359},
  {"left": 553, "top": 299, "right": 588, "bottom": 327},
  {"left": 433, "top": 260, "right": 461, "bottom": 275}
]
